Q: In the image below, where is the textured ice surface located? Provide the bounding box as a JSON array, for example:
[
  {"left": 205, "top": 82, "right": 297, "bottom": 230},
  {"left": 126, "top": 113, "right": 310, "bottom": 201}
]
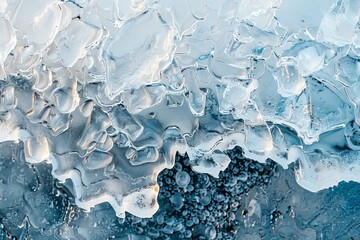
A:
[{"left": 0, "top": 0, "right": 359, "bottom": 225}]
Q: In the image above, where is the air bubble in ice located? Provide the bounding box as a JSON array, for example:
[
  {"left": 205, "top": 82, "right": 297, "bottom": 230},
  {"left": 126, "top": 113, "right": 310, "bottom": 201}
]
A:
[{"left": 175, "top": 171, "right": 190, "bottom": 188}]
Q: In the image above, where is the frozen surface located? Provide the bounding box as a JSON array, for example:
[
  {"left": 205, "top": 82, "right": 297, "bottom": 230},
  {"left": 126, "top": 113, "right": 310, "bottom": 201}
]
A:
[{"left": 0, "top": 0, "right": 359, "bottom": 236}]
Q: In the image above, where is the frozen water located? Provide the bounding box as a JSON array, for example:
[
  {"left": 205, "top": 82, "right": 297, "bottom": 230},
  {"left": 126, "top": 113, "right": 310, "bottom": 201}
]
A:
[
  {"left": 317, "top": 0, "right": 360, "bottom": 47},
  {"left": 0, "top": 0, "right": 359, "bottom": 238},
  {"left": 175, "top": 171, "right": 190, "bottom": 188},
  {"left": 104, "top": 10, "right": 174, "bottom": 99}
]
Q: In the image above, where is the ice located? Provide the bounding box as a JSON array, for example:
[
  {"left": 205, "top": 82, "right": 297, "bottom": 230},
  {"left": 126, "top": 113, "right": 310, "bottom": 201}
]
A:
[
  {"left": 122, "top": 187, "right": 159, "bottom": 218},
  {"left": 128, "top": 147, "right": 159, "bottom": 166},
  {"left": 275, "top": 0, "right": 337, "bottom": 33},
  {"left": 122, "top": 84, "right": 166, "bottom": 114},
  {"left": 12, "top": 0, "right": 63, "bottom": 45},
  {"left": 0, "top": 0, "right": 7, "bottom": 14},
  {"left": 0, "top": 114, "right": 19, "bottom": 142},
  {"left": 244, "top": 125, "right": 273, "bottom": 153},
  {"left": 183, "top": 68, "right": 207, "bottom": 116},
  {"left": 0, "top": 17, "right": 15, "bottom": 64},
  {"left": 345, "top": 120, "right": 360, "bottom": 150},
  {"left": 218, "top": 0, "right": 237, "bottom": 21},
  {"left": 110, "top": 106, "right": 144, "bottom": 140},
  {"left": 175, "top": 171, "right": 191, "bottom": 188},
  {"left": 55, "top": 19, "right": 102, "bottom": 67},
  {"left": 338, "top": 56, "right": 360, "bottom": 85},
  {"left": 205, "top": 226, "right": 217, "bottom": 239},
  {"left": 297, "top": 46, "right": 325, "bottom": 76},
  {"left": 158, "top": 0, "right": 200, "bottom": 38},
  {"left": 104, "top": 10, "right": 174, "bottom": 99},
  {"left": 24, "top": 136, "right": 50, "bottom": 164},
  {"left": 32, "top": 65, "right": 53, "bottom": 92},
  {"left": 273, "top": 57, "right": 305, "bottom": 97},
  {"left": 85, "top": 150, "right": 113, "bottom": 170},
  {"left": 0, "top": 0, "right": 359, "bottom": 225},
  {"left": 237, "top": 0, "right": 280, "bottom": 29},
  {"left": 317, "top": 0, "right": 360, "bottom": 47},
  {"left": 290, "top": 145, "right": 360, "bottom": 192},
  {"left": 52, "top": 87, "right": 80, "bottom": 113}
]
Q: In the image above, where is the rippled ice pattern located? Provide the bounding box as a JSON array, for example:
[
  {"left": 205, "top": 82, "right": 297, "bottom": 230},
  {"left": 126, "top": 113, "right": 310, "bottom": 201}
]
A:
[{"left": 0, "top": 0, "right": 360, "bottom": 239}]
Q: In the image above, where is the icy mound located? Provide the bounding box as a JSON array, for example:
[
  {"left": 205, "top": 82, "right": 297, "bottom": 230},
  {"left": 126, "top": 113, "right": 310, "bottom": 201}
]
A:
[{"left": 0, "top": 0, "right": 359, "bottom": 217}]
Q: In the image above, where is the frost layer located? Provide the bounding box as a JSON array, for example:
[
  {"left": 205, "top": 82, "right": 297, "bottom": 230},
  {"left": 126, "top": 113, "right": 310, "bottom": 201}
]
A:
[{"left": 0, "top": 0, "right": 359, "bottom": 217}]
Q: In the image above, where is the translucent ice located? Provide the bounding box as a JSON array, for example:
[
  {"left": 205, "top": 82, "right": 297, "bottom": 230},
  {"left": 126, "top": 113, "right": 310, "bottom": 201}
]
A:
[
  {"left": 317, "top": 0, "right": 360, "bottom": 47},
  {"left": 12, "top": 0, "right": 63, "bottom": 45},
  {"left": 104, "top": 10, "right": 174, "bottom": 99},
  {"left": 55, "top": 19, "right": 101, "bottom": 67},
  {"left": 175, "top": 171, "right": 191, "bottom": 188},
  {"left": 24, "top": 136, "right": 50, "bottom": 164},
  {"left": 273, "top": 57, "right": 305, "bottom": 97}
]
